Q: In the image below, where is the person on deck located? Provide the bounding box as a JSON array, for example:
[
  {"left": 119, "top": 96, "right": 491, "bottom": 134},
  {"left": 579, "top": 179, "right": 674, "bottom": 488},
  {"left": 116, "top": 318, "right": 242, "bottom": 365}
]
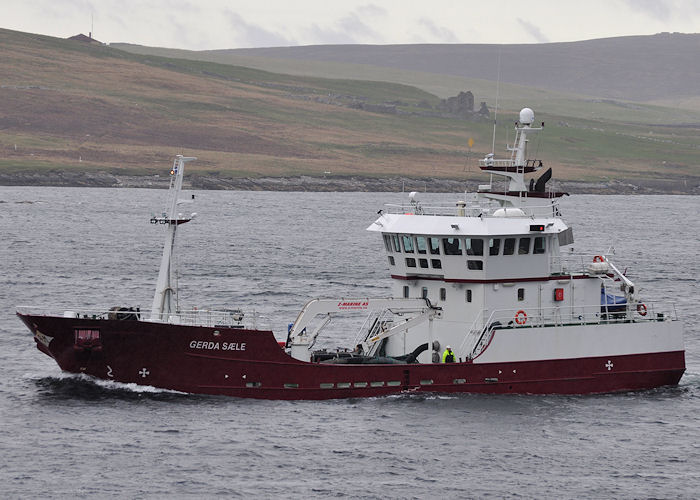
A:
[{"left": 442, "top": 345, "right": 455, "bottom": 363}]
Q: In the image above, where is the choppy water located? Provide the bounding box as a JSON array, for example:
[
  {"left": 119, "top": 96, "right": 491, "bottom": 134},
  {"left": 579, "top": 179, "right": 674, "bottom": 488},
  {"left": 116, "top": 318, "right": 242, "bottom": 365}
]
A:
[{"left": 1, "top": 187, "right": 698, "bottom": 498}]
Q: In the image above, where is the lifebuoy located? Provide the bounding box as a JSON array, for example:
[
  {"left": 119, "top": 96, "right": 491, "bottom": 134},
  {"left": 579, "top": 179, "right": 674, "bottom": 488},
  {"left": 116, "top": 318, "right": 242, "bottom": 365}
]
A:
[
  {"left": 593, "top": 255, "right": 604, "bottom": 262},
  {"left": 637, "top": 303, "right": 647, "bottom": 316},
  {"left": 515, "top": 310, "right": 527, "bottom": 325}
]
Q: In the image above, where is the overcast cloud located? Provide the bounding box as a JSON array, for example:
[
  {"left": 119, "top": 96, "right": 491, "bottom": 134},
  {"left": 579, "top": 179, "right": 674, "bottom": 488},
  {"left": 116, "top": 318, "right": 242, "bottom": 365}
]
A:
[{"left": 1, "top": 0, "right": 698, "bottom": 49}]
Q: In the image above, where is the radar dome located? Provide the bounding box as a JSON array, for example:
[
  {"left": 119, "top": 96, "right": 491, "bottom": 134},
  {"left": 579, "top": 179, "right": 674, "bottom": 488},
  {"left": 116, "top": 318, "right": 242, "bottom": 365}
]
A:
[{"left": 519, "top": 107, "right": 535, "bottom": 125}]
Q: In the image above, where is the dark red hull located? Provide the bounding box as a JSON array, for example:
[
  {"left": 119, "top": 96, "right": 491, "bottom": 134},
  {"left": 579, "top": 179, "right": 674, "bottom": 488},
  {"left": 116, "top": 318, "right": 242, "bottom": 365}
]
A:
[{"left": 18, "top": 313, "right": 685, "bottom": 400}]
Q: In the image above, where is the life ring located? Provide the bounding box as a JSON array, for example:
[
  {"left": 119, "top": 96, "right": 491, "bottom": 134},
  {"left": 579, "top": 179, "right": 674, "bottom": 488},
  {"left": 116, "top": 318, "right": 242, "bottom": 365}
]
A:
[
  {"left": 593, "top": 255, "right": 604, "bottom": 262},
  {"left": 637, "top": 303, "right": 647, "bottom": 316},
  {"left": 515, "top": 310, "right": 527, "bottom": 325}
]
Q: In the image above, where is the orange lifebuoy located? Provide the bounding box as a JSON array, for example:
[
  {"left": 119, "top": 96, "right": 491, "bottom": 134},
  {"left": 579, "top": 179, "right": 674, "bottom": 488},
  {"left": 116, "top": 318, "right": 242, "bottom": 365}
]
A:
[
  {"left": 593, "top": 255, "right": 604, "bottom": 262},
  {"left": 515, "top": 310, "right": 527, "bottom": 325},
  {"left": 637, "top": 303, "right": 647, "bottom": 316}
]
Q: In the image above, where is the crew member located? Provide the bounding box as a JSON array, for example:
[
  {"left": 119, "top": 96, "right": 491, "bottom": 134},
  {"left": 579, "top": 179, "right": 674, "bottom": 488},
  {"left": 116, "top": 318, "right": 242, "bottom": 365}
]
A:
[{"left": 442, "top": 345, "right": 455, "bottom": 363}]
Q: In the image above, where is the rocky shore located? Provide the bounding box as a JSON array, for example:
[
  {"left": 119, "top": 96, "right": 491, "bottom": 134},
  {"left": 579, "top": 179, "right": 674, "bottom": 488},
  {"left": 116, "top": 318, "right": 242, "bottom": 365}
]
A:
[{"left": 0, "top": 170, "right": 697, "bottom": 194}]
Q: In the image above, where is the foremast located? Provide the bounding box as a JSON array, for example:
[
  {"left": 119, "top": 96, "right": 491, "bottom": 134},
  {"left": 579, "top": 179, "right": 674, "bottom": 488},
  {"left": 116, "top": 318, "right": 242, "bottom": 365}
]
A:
[{"left": 150, "top": 155, "right": 197, "bottom": 322}]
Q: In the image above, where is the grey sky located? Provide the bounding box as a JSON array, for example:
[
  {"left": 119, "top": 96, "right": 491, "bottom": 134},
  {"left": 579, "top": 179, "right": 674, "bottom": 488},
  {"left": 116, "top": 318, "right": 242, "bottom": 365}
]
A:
[{"left": 2, "top": 0, "right": 699, "bottom": 49}]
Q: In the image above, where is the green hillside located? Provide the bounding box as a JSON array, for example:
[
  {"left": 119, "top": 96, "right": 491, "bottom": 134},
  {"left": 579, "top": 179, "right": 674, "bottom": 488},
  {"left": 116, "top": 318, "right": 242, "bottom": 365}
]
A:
[{"left": 1, "top": 28, "right": 699, "bottom": 190}]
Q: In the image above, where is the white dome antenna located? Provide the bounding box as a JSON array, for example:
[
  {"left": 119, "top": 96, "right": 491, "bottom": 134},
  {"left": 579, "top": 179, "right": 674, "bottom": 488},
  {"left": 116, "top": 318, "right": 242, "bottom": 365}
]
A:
[{"left": 519, "top": 107, "right": 535, "bottom": 125}]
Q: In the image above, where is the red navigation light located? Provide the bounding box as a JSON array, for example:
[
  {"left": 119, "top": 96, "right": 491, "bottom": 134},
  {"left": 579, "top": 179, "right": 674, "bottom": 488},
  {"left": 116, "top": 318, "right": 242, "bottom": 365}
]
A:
[{"left": 529, "top": 224, "right": 545, "bottom": 232}]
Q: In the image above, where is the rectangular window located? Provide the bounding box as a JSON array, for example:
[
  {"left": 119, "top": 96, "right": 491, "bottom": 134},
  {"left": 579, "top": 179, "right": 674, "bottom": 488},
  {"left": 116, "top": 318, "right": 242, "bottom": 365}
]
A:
[
  {"left": 405, "top": 257, "right": 416, "bottom": 267},
  {"left": 431, "top": 259, "right": 442, "bottom": 269},
  {"left": 504, "top": 238, "right": 516, "bottom": 255},
  {"left": 443, "top": 237, "right": 462, "bottom": 255},
  {"left": 75, "top": 329, "right": 100, "bottom": 342},
  {"left": 519, "top": 237, "right": 531, "bottom": 255},
  {"left": 466, "top": 238, "right": 484, "bottom": 256},
  {"left": 392, "top": 234, "right": 401, "bottom": 253},
  {"left": 402, "top": 235, "right": 414, "bottom": 253},
  {"left": 466, "top": 289, "right": 472, "bottom": 302},
  {"left": 421, "top": 287, "right": 428, "bottom": 299},
  {"left": 403, "top": 286, "right": 409, "bottom": 298},
  {"left": 533, "top": 236, "right": 546, "bottom": 254},
  {"left": 440, "top": 288, "right": 446, "bottom": 301},
  {"left": 388, "top": 256, "right": 395, "bottom": 266},
  {"left": 518, "top": 288, "right": 525, "bottom": 301},
  {"left": 467, "top": 260, "right": 483, "bottom": 270},
  {"left": 489, "top": 238, "right": 501, "bottom": 256},
  {"left": 383, "top": 234, "right": 392, "bottom": 252},
  {"left": 429, "top": 237, "right": 441, "bottom": 255},
  {"left": 416, "top": 236, "right": 427, "bottom": 254},
  {"left": 419, "top": 258, "right": 429, "bottom": 268}
]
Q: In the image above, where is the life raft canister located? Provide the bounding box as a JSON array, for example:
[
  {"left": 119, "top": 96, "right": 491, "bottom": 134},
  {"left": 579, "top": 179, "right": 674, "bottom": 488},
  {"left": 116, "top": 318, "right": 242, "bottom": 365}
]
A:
[
  {"left": 593, "top": 255, "right": 604, "bottom": 262},
  {"left": 637, "top": 303, "right": 648, "bottom": 316},
  {"left": 515, "top": 310, "right": 527, "bottom": 325}
]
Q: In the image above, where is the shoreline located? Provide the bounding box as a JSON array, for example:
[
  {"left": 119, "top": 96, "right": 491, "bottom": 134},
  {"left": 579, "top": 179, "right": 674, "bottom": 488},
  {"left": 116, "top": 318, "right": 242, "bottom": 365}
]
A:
[{"left": 0, "top": 170, "right": 697, "bottom": 194}]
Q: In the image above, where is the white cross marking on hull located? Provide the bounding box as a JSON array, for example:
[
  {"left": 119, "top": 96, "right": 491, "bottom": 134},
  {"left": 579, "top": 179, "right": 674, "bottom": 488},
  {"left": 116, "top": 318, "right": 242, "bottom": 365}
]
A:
[
  {"left": 139, "top": 368, "right": 150, "bottom": 378},
  {"left": 605, "top": 360, "right": 614, "bottom": 371}
]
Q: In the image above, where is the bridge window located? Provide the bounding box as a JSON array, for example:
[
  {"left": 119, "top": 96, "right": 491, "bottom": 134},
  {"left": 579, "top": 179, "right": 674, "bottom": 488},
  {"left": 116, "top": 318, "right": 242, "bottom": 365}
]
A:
[
  {"left": 406, "top": 257, "right": 416, "bottom": 267},
  {"left": 533, "top": 236, "right": 546, "bottom": 254},
  {"left": 383, "top": 234, "right": 392, "bottom": 252},
  {"left": 388, "top": 256, "right": 395, "bottom": 266},
  {"left": 392, "top": 234, "right": 401, "bottom": 253},
  {"left": 421, "top": 287, "right": 428, "bottom": 299},
  {"left": 403, "top": 286, "right": 409, "bottom": 298},
  {"left": 443, "top": 237, "right": 462, "bottom": 255},
  {"left": 419, "top": 258, "right": 428, "bottom": 268},
  {"left": 518, "top": 288, "right": 525, "bottom": 301},
  {"left": 466, "top": 238, "right": 484, "bottom": 256},
  {"left": 467, "top": 260, "right": 483, "bottom": 270},
  {"left": 402, "top": 235, "right": 414, "bottom": 253},
  {"left": 518, "top": 237, "right": 531, "bottom": 255},
  {"left": 440, "top": 288, "right": 446, "bottom": 301},
  {"left": 504, "top": 238, "right": 516, "bottom": 255},
  {"left": 416, "top": 236, "right": 427, "bottom": 254},
  {"left": 429, "top": 237, "right": 440, "bottom": 255},
  {"left": 489, "top": 238, "right": 501, "bottom": 256},
  {"left": 431, "top": 259, "right": 442, "bottom": 269}
]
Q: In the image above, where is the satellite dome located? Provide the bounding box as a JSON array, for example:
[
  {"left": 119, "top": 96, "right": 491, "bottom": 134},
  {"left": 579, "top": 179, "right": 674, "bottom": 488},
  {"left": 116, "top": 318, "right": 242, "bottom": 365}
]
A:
[{"left": 519, "top": 107, "right": 535, "bottom": 125}]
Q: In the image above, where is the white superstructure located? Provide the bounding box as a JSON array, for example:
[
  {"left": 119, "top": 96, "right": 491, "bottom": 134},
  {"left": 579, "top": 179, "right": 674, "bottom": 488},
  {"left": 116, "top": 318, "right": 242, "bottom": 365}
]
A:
[{"left": 357, "top": 108, "right": 683, "bottom": 364}]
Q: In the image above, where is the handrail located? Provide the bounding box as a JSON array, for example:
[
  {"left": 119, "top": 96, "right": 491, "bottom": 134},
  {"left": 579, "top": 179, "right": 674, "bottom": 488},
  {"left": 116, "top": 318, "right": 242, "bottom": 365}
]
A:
[
  {"left": 383, "top": 200, "right": 559, "bottom": 218},
  {"left": 16, "top": 305, "right": 270, "bottom": 330}
]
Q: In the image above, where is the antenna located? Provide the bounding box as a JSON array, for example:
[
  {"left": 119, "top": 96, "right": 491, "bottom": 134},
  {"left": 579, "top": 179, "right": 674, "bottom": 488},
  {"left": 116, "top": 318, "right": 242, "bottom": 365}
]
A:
[
  {"left": 90, "top": 12, "right": 93, "bottom": 39},
  {"left": 491, "top": 48, "right": 502, "bottom": 155}
]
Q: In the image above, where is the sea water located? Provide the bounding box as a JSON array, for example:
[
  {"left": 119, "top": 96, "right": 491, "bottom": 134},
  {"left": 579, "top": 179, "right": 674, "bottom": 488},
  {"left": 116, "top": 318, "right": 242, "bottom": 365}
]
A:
[{"left": 1, "top": 187, "right": 698, "bottom": 498}]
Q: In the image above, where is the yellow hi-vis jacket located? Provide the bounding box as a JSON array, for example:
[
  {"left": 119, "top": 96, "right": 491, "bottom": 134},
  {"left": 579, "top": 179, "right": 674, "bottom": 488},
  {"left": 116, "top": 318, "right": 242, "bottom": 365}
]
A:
[{"left": 442, "top": 348, "right": 455, "bottom": 363}]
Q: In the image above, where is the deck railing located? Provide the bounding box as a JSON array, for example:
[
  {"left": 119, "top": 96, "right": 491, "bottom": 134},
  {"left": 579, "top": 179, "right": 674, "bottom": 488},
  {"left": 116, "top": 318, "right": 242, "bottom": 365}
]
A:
[
  {"left": 16, "top": 305, "right": 268, "bottom": 330},
  {"left": 384, "top": 199, "right": 559, "bottom": 218},
  {"left": 460, "top": 301, "right": 676, "bottom": 361}
]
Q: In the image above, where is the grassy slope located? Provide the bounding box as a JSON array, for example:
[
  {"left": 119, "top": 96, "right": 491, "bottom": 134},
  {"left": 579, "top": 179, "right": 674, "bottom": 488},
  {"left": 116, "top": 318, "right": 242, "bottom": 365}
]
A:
[{"left": 1, "top": 28, "right": 699, "bottom": 185}]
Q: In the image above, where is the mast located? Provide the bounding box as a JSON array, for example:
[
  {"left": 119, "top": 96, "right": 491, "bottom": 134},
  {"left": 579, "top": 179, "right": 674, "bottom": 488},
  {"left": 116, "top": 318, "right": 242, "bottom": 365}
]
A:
[
  {"left": 150, "top": 155, "right": 197, "bottom": 321},
  {"left": 479, "top": 108, "right": 543, "bottom": 196}
]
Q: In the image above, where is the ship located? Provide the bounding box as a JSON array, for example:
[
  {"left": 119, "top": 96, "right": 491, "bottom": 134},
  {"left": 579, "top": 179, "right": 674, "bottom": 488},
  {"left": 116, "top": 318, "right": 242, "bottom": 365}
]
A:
[{"left": 17, "top": 108, "right": 685, "bottom": 399}]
